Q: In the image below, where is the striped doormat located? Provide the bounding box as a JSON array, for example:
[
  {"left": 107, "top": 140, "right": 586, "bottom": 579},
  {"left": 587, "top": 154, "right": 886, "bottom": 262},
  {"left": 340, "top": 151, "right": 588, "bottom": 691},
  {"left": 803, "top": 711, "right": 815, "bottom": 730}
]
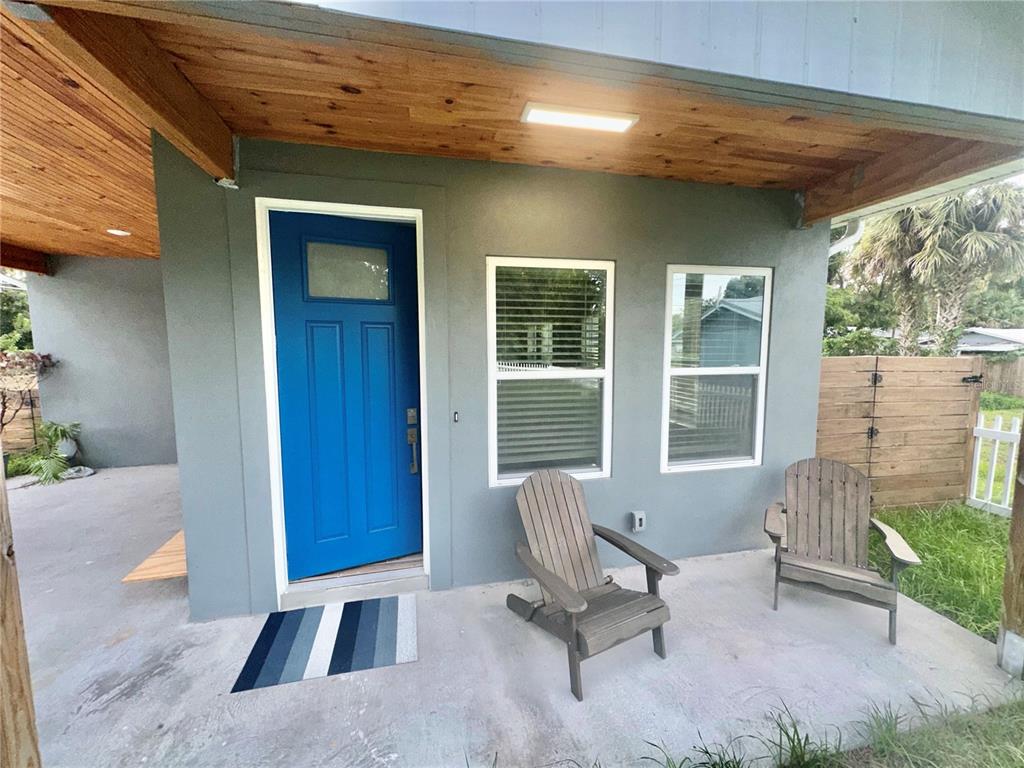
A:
[{"left": 231, "top": 594, "right": 417, "bottom": 692}]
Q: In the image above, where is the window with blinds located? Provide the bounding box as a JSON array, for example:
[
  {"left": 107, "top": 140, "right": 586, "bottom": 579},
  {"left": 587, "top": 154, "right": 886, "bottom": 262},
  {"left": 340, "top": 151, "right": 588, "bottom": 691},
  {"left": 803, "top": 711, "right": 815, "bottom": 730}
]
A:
[
  {"left": 487, "top": 257, "right": 614, "bottom": 486},
  {"left": 661, "top": 266, "right": 772, "bottom": 472}
]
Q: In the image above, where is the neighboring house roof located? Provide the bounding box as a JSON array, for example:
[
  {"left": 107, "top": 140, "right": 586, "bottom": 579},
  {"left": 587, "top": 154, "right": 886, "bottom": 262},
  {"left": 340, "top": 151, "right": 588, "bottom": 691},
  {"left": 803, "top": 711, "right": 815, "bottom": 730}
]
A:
[
  {"left": 0, "top": 272, "right": 27, "bottom": 291},
  {"left": 957, "top": 328, "right": 1024, "bottom": 354},
  {"left": 701, "top": 298, "right": 763, "bottom": 323},
  {"left": 964, "top": 328, "right": 1024, "bottom": 345}
]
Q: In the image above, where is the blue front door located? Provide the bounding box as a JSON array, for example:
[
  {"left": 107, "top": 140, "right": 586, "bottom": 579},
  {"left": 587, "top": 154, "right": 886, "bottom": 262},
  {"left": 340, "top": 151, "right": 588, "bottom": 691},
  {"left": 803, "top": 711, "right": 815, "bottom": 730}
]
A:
[{"left": 270, "top": 211, "right": 422, "bottom": 581}]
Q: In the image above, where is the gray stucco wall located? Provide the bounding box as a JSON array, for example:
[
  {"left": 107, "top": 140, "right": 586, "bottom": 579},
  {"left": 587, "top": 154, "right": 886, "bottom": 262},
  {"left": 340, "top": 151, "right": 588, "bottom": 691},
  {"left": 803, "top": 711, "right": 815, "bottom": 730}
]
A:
[
  {"left": 153, "top": 135, "right": 828, "bottom": 621},
  {"left": 25, "top": 255, "right": 176, "bottom": 468}
]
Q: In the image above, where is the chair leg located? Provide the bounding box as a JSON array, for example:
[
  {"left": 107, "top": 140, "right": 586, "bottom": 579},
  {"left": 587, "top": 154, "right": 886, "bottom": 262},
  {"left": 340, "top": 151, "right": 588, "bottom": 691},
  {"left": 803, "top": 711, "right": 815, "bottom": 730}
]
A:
[
  {"left": 889, "top": 563, "right": 903, "bottom": 645},
  {"left": 652, "top": 626, "right": 666, "bottom": 659},
  {"left": 567, "top": 644, "right": 583, "bottom": 701},
  {"left": 772, "top": 547, "right": 781, "bottom": 611}
]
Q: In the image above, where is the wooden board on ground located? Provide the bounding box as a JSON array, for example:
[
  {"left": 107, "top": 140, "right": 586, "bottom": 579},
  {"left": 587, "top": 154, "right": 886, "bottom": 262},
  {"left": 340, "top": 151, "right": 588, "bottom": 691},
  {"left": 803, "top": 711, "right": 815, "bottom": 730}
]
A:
[{"left": 123, "top": 530, "right": 187, "bottom": 583}]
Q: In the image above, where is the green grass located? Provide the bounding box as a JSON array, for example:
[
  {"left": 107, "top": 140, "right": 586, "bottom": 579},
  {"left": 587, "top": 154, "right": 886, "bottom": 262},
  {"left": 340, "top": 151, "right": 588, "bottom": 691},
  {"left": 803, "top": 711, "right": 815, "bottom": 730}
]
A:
[
  {"left": 868, "top": 503, "right": 1009, "bottom": 641},
  {"left": 640, "top": 699, "right": 1024, "bottom": 768},
  {"left": 846, "top": 697, "right": 1024, "bottom": 768}
]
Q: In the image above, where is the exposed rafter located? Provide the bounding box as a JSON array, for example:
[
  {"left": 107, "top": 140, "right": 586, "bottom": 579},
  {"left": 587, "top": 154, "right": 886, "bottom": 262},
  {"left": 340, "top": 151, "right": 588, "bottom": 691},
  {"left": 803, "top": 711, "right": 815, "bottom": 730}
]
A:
[
  {"left": 0, "top": 243, "right": 51, "bottom": 275},
  {"left": 802, "top": 136, "right": 1024, "bottom": 226},
  {"left": 9, "top": 1, "right": 233, "bottom": 179}
]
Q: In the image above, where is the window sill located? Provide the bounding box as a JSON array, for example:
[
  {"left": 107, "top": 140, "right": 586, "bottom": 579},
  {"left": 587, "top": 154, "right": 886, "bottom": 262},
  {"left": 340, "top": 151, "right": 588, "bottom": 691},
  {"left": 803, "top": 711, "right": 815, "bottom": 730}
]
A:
[
  {"left": 660, "top": 458, "right": 760, "bottom": 474},
  {"left": 490, "top": 468, "right": 610, "bottom": 488}
]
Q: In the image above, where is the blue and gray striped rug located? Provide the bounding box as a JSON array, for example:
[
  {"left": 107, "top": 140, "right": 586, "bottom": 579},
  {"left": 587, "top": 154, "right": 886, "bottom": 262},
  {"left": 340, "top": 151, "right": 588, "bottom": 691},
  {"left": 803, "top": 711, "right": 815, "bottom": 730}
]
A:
[{"left": 232, "top": 595, "right": 417, "bottom": 692}]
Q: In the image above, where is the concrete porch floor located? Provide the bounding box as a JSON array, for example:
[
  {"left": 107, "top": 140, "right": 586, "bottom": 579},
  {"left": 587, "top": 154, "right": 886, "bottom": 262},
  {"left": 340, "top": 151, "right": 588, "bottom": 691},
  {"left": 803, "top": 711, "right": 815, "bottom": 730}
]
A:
[{"left": 10, "top": 465, "right": 1021, "bottom": 767}]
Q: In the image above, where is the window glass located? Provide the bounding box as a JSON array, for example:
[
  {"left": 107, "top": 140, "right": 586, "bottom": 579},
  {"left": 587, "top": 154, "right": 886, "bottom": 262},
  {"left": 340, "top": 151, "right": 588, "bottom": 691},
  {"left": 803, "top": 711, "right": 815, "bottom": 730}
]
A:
[
  {"left": 489, "top": 259, "right": 613, "bottom": 484},
  {"left": 495, "top": 265, "right": 606, "bottom": 370},
  {"left": 667, "top": 374, "right": 757, "bottom": 463},
  {"left": 497, "top": 378, "right": 603, "bottom": 476},
  {"left": 670, "top": 272, "right": 764, "bottom": 368},
  {"left": 663, "top": 267, "right": 770, "bottom": 470},
  {"left": 307, "top": 241, "right": 389, "bottom": 300}
]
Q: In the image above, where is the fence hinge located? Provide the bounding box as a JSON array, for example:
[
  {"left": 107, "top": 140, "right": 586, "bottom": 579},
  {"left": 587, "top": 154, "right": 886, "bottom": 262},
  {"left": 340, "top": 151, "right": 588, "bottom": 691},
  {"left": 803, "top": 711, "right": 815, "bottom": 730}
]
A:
[
  {"left": 961, "top": 374, "right": 984, "bottom": 384},
  {"left": 870, "top": 372, "right": 883, "bottom": 385},
  {"left": 867, "top": 426, "right": 880, "bottom": 439}
]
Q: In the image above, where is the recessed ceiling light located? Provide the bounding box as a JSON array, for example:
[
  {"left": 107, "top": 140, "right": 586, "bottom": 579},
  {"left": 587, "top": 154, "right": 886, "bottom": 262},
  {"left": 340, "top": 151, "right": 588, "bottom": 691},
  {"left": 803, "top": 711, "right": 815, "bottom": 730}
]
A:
[
  {"left": 106, "top": 228, "right": 131, "bottom": 237},
  {"left": 521, "top": 102, "right": 639, "bottom": 133}
]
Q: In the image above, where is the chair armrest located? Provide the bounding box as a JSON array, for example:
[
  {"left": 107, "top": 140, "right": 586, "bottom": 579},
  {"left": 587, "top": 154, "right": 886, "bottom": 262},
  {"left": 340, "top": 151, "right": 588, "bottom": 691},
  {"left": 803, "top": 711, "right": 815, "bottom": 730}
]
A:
[
  {"left": 764, "top": 502, "right": 786, "bottom": 545},
  {"left": 591, "top": 524, "right": 680, "bottom": 576},
  {"left": 870, "top": 519, "right": 921, "bottom": 567},
  {"left": 515, "top": 543, "right": 587, "bottom": 613}
]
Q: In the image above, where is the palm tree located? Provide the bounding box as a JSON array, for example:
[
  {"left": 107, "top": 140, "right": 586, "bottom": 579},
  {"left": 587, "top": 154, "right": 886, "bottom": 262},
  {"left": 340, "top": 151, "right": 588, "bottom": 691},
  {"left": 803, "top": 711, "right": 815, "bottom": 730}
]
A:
[
  {"left": 849, "top": 207, "right": 928, "bottom": 355},
  {"left": 850, "top": 183, "right": 1024, "bottom": 355}
]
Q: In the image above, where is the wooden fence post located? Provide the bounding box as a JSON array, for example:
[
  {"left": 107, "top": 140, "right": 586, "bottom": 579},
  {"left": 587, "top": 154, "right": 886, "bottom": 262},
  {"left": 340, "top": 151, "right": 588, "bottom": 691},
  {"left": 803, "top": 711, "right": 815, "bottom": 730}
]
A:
[
  {"left": 0, "top": 437, "right": 42, "bottom": 767},
  {"left": 963, "top": 355, "right": 984, "bottom": 500},
  {"left": 998, "top": 419, "right": 1024, "bottom": 679}
]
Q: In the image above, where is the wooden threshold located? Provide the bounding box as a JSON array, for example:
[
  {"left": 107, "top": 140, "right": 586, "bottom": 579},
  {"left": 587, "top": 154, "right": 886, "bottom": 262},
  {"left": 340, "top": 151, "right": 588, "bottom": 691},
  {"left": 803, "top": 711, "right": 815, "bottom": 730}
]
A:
[
  {"left": 291, "top": 552, "right": 423, "bottom": 585},
  {"left": 122, "top": 530, "right": 186, "bottom": 583}
]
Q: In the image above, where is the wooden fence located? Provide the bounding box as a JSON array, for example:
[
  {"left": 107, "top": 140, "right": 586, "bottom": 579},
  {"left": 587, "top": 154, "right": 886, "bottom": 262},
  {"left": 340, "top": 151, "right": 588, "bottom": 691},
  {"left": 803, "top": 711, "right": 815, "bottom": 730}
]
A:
[
  {"left": 817, "top": 356, "right": 984, "bottom": 508},
  {"left": 0, "top": 390, "right": 40, "bottom": 452},
  {"left": 985, "top": 356, "right": 1024, "bottom": 399}
]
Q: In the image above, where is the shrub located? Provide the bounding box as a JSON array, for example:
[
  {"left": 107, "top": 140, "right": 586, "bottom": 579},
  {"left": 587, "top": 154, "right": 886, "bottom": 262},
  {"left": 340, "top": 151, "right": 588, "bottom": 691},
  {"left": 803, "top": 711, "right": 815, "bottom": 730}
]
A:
[
  {"left": 980, "top": 390, "right": 1024, "bottom": 412},
  {"left": 5, "top": 450, "right": 40, "bottom": 477},
  {"left": 822, "top": 329, "right": 900, "bottom": 357}
]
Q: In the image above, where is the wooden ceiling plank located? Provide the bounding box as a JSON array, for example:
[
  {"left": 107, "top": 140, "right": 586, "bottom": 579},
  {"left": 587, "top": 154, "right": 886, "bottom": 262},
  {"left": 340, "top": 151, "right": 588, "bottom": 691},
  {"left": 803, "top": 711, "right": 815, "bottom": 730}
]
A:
[
  {"left": 3, "top": 12, "right": 150, "bottom": 149},
  {"left": 802, "top": 137, "right": 1024, "bottom": 225},
  {"left": 1, "top": 8, "right": 159, "bottom": 259},
  {"left": 0, "top": 243, "right": 51, "bottom": 274},
  {"left": 18, "top": 4, "right": 233, "bottom": 178}
]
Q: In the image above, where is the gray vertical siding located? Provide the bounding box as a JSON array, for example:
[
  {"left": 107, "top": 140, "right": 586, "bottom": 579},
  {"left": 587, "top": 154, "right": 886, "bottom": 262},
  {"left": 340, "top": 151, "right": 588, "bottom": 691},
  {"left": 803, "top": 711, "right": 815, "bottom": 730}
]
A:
[
  {"left": 153, "top": 135, "right": 828, "bottom": 620},
  {"left": 322, "top": 1, "right": 1024, "bottom": 120},
  {"left": 25, "top": 255, "right": 177, "bottom": 468}
]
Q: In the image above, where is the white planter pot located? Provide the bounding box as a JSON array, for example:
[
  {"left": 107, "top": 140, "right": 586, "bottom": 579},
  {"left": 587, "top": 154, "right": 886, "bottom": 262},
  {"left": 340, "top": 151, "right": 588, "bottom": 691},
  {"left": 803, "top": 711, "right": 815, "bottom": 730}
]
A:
[{"left": 57, "top": 437, "right": 78, "bottom": 459}]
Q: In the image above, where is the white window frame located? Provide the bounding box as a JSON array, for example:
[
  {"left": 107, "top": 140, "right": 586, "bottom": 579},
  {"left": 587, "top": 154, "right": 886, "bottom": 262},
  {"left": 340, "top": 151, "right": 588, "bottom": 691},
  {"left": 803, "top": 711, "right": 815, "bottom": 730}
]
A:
[
  {"left": 486, "top": 256, "right": 615, "bottom": 488},
  {"left": 660, "top": 264, "right": 772, "bottom": 474}
]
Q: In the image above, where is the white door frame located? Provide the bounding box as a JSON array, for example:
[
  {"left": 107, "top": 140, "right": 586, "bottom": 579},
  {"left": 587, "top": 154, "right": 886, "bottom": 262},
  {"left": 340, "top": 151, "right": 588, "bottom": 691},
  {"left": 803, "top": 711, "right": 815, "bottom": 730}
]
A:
[{"left": 254, "top": 197, "right": 431, "bottom": 608}]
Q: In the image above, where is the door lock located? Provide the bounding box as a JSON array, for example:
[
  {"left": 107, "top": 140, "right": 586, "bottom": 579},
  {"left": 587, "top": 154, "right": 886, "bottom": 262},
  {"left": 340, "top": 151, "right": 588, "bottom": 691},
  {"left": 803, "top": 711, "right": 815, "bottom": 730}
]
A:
[{"left": 407, "top": 426, "right": 419, "bottom": 474}]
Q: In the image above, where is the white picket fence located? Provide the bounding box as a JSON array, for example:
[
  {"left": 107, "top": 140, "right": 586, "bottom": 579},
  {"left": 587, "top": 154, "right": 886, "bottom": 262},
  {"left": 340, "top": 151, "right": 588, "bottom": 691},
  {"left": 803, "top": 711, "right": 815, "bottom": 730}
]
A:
[{"left": 968, "top": 413, "right": 1021, "bottom": 517}]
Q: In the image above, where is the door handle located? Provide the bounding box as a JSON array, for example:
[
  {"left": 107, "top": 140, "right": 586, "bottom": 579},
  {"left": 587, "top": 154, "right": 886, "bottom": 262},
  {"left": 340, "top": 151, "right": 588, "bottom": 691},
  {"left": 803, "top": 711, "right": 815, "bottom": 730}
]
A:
[{"left": 407, "top": 427, "right": 419, "bottom": 474}]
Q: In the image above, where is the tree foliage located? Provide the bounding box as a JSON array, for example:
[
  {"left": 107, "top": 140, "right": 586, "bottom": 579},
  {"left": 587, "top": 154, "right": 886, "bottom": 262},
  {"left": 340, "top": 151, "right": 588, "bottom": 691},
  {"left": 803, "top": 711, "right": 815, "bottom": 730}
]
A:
[
  {"left": 840, "top": 182, "right": 1024, "bottom": 355},
  {"left": 0, "top": 289, "right": 32, "bottom": 351}
]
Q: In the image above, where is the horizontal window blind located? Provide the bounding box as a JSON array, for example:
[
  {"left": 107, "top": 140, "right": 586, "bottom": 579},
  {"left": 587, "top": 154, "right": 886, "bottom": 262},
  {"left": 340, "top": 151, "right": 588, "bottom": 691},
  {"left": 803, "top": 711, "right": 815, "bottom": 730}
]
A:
[
  {"left": 497, "top": 379, "right": 603, "bottom": 475},
  {"left": 489, "top": 259, "right": 613, "bottom": 484},
  {"left": 495, "top": 266, "right": 606, "bottom": 369}
]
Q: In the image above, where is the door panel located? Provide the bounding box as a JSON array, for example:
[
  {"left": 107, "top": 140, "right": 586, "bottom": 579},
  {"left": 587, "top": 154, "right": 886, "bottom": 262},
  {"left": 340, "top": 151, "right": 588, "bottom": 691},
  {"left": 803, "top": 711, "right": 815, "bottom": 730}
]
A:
[{"left": 270, "top": 211, "right": 422, "bottom": 580}]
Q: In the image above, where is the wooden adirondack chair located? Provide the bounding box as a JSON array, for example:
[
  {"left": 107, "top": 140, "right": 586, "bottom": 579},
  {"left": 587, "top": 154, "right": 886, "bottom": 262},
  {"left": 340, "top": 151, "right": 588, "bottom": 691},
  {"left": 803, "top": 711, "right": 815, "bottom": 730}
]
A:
[
  {"left": 506, "top": 469, "right": 680, "bottom": 701},
  {"left": 764, "top": 458, "right": 921, "bottom": 644}
]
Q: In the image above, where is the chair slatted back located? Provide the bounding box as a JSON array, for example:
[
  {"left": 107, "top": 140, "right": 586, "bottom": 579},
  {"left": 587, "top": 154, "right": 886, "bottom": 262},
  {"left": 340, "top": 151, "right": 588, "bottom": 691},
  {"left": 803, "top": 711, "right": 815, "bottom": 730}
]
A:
[
  {"left": 785, "top": 458, "right": 871, "bottom": 568},
  {"left": 515, "top": 470, "right": 605, "bottom": 603}
]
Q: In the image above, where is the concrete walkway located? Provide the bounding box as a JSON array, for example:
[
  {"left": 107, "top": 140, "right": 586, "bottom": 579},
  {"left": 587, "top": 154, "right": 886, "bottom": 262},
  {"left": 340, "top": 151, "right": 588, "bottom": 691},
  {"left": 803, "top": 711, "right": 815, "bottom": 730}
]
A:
[{"left": 10, "top": 465, "right": 1021, "bottom": 767}]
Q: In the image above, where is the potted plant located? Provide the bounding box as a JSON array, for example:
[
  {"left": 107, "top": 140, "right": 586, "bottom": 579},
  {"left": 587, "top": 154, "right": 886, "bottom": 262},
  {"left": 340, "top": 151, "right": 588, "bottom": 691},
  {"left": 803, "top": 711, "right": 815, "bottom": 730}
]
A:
[{"left": 30, "top": 421, "right": 81, "bottom": 484}]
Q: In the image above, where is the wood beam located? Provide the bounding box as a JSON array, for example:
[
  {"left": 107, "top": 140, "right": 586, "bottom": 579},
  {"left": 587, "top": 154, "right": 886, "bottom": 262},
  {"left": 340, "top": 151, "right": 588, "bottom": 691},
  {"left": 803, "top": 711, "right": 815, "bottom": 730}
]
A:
[
  {"left": 9, "top": 2, "right": 233, "bottom": 178},
  {"left": 1001, "top": 421, "right": 1024, "bottom": 669},
  {"left": 802, "top": 136, "right": 1023, "bottom": 225},
  {"left": 0, "top": 440, "right": 43, "bottom": 768},
  {"left": 0, "top": 243, "right": 51, "bottom": 275}
]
